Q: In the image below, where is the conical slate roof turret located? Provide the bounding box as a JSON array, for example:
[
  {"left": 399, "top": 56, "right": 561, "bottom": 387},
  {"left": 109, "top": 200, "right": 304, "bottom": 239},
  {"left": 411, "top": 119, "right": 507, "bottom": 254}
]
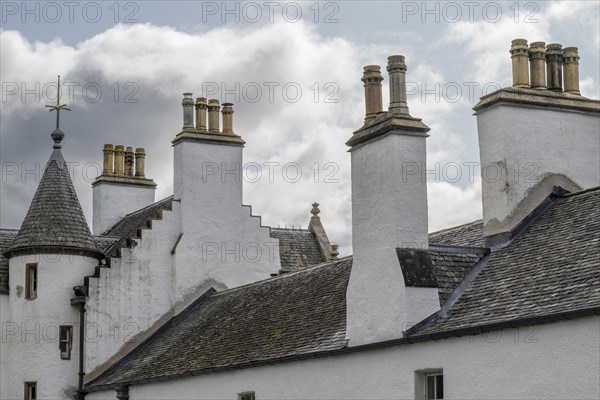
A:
[{"left": 5, "top": 83, "right": 101, "bottom": 259}]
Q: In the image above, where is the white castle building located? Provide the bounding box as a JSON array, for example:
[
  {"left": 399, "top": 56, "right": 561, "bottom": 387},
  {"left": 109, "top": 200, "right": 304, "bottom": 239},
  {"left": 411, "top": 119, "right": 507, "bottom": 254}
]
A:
[{"left": 1, "top": 39, "right": 599, "bottom": 400}]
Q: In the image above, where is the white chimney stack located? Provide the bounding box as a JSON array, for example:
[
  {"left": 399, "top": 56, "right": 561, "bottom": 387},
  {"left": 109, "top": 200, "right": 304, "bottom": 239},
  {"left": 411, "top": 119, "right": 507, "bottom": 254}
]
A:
[
  {"left": 476, "top": 39, "right": 600, "bottom": 239},
  {"left": 345, "top": 56, "right": 439, "bottom": 346}
]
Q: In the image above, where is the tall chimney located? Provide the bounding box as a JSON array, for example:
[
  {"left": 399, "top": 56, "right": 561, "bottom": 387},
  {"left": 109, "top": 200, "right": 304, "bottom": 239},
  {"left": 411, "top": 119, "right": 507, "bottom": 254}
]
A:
[
  {"left": 182, "top": 93, "right": 194, "bottom": 129},
  {"left": 510, "top": 39, "right": 529, "bottom": 88},
  {"left": 546, "top": 43, "right": 564, "bottom": 92},
  {"left": 346, "top": 55, "right": 438, "bottom": 347},
  {"left": 563, "top": 47, "right": 581, "bottom": 95},
  {"left": 362, "top": 65, "right": 384, "bottom": 124},
  {"left": 102, "top": 144, "right": 114, "bottom": 175},
  {"left": 529, "top": 41, "right": 547, "bottom": 90},
  {"left": 195, "top": 97, "right": 207, "bottom": 130},
  {"left": 387, "top": 55, "right": 410, "bottom": 115},
  {"left": 221, "top": 103, "right": 234, "bottom": 134},
  {"left": 135, "top": 148, "right": 146, "bottom": 178},
  {"left": 114, "top": 145, "right": 125, "bottom": 175},
  {"left": 207, "top": 99, "right": 220, "bottom": 133}
]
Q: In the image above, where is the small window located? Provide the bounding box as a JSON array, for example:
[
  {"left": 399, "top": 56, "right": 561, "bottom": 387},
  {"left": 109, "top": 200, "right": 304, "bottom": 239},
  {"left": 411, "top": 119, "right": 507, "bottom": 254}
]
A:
[
  {"left": 59, "top": 326, "right": 73, "bottom": 360},
  {"left": 25, "top": 264, "right": 38, "bottom": 299},
  {"left": 24, "top": 382, "right": 37, "bottom": 400},
  {"left": 239, "top": 392, "right": 255, "bottom": 400},
  {"left": 425, "top": 372, "right": 443, "bottom": 399}
]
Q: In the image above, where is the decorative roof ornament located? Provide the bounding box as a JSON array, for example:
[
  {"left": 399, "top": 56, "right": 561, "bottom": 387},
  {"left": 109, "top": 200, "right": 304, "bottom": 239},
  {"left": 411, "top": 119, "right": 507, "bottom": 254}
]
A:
[
  {"left": 311, "top": 202, "right": 320, "bottom": 218},
  {"left": 45, "top": 75, "right": 71, "bottom": 148}
]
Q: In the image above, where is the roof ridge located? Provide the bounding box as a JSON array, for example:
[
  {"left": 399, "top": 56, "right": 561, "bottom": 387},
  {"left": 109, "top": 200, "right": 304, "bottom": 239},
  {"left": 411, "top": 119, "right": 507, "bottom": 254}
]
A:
[
  {"left": 560, "top": 185, "right": 600, "bottom": 198},
  {"left": 429, "top": 219, "right": 483, "bottom": 236},
  {"left": 212, "top": 256, "right": 353, "bottom": 297}
]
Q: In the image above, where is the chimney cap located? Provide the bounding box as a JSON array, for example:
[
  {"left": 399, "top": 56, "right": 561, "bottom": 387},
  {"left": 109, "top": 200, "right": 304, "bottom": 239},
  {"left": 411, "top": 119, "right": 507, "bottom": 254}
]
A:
[
  {"left": 511, "top": 38, "right": 528, "bottom": 45},
  {"left": 196, "top": 97, "right": 207, "bottom": 103},
  {"left": 222, "top": 102, "right": 234, "bottom": 107},
  {"left": 387, "top": 55, "right": 405, "bottom": 62},
  {"left": 530, "top": 41, "right": 546, "bottom": 48},
  {"left": 208, "top": 99, "right": 220, "bottom": 105},
  {"left": 546, "top": 43, "right": 563, "bottom": 51},
  {"left": 183, "top": 92, "right": 193, "bottom": 98}
]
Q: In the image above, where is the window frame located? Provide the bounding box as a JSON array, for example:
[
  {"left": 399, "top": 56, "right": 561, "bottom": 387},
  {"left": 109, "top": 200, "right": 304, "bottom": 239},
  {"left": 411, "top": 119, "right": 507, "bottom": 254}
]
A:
[
  {"left": 24, "top": 382, "right": 37, "bottom": 400},
  {"left": 25, "top": 264, "right": 38, "bottom": 300},
  {"left": 424, "top": 371, "right": 443, "bottom": 400},
  {"left": 59, "top": 325, "right": 73, "bottom": 360},
  {"left": 238, "top": 392, "right": 256, "bottom": 400}
]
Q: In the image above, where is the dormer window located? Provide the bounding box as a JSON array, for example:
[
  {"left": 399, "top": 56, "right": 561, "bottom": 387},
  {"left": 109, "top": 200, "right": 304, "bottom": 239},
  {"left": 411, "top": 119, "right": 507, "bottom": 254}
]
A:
[{"left": 25, "top": 264, "right": 37, "bottom": 300}]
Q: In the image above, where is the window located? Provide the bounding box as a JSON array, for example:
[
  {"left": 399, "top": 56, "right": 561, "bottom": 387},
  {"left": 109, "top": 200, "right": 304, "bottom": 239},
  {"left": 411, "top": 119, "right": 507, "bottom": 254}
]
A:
[
  {"left": 25, "top": 264, "right": 38, "bottom": 299},
  {"left": 59, "top": 326, "right": 73, "bottom": 360},
  {"left": 415, "top": 369, "right": 443, "bottom": 400},
  {"left": 24, "top": 382, "right": 37, "bottom": 400},
  {"left": 425, "top": 372, "right": 443, "bottom": 399},
  {"left": 238, "top": 392, "right": 255, "bottom": 400}
]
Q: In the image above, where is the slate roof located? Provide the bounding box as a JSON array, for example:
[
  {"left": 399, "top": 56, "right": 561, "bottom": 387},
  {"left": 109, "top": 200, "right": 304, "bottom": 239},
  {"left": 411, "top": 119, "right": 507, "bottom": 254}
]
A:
[
  {"left": 86, "top": 188, "right": 599, "bottom": 390},
  {"left": 101, "top": 196, "right": 173, "bottom": 256},
  {"left": 429, "top": 249, "right": 486, "bottom": 303},
  {"left": 429, "top": 220, "right": 484, "bottom": 247},
  {"left": 270, "top": 228, "right": 325, "bottom": 272},
  {"left": 421, "top": 188, "right": 600, "bottom": 334},
  {"left": 6, "top": 148, "right": 99, "bottom": 257},
  {"left": 0, "top": 229, "right": 18, "bottom": 294},
  {"left": 87, "top": 257, "right": 352, "bottom": 389}
]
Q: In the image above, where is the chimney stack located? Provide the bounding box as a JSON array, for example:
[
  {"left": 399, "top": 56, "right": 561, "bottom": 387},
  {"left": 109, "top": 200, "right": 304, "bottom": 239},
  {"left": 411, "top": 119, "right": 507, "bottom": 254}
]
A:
[
  {"left": 182, "top": 93, "right": 195, "bottom": 129},
  {"left": 221, "top": 103, "right": 234, "bottom": 134},
  {"left": 387, "top": 55, "right": 410, "bottom": 115},
  {"left": 207, "top": 99, "right": 221, "bottom": 133},
  {"left": 563, "top": 47, "right": 581, "bottom": 95},
  {"left": 546, "top": 43, "right": 564, "bottom": 92},
  {"left": 114, "top": 145, "right": 125, "bottom": 175},
  {"left": 510, "top": 39, "right": 530, "bottom": 88},
  {"left": 102, "top": 144, "right": 114, "bottom": 175},
  {"left": 93, "top": 144, "right": 156, "bottom": 234},
  {"left": 474, "top": 39, "right": 599, "bottom": 238},
  {"left": 135, "top": 148, "right": 146, "bottom": 178},
  {"left": 346, "top": 55, "right": 438, "bottom": 346},
  {"left": 529, "top": 41, "right": 547, "bottom": 90},
  {"left": 195, "top": 97, "right": 207, "bottom": 130},
  {"left": 362, "top": 65, "right": 384, "bottom": 124}
]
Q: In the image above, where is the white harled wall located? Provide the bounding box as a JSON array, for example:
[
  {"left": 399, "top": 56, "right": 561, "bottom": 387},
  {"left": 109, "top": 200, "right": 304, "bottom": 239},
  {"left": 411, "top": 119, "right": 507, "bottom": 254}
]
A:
[
  {"left": 477, "top": 104, "right": 600, "bottom": 236},
  {"left": 85, "top": 138, "right": 280, "bottom": 380},
  {"left": 85, "top": 316, "right": 600, "bottom": 400},
  {"left": 172, "top": 139, "right": 280, "bottom": 302},
  {"left": 2, "top": 254, "right": 98, "bottom": 400},
  {"left": 346, "top": 132, "right": 439, "bottom": 346},
  {"left": 92, "top": 182, "right": 156, "bottom": 235}
]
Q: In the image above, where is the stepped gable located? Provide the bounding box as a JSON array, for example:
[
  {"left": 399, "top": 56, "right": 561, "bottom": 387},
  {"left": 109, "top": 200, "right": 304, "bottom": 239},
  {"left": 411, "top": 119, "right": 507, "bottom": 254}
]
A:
[{"left": 101, "top": 196, "right": 174, "bottom": 257}]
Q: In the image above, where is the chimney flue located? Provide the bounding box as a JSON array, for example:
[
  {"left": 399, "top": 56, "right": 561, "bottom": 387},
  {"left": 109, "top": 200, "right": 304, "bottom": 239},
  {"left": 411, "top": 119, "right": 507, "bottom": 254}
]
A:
[
  {"left": 387, "top": 55, "right": 409, "bottom": 115},
  {"left": 182, "top": 93, "right": 194, "bottom": 129},
  {"left": 208, "top": 99, "right": 220, "bottom": 133},
  {"left": 563, "top": 47, "right": 581, "bottom": 95},
  {"left": 102, "top": 144, "right": 114, "bottom": 175},
  {"left": 362, "top": 65, "right": 384, "bottom": 124},
  {"left": 529, "top": 41, "right": 547, "bottom": 90},
  {"left": 546, "top": 43, "right": 564, "bottom": 92},
  {"left": 195, "top": 97, "right": 207, "bottom": 130},
  {"left": 135, "top": 148, "right": 146, "bottom": 178},
  {"left": 221, "top": 103, "right": 234, "bottom": 134},
  {"left": 125, "top": 147, "right": 134, "bottom": 176},
  {"left": 114, "top": 145, "right": 125, "bottom": 176},
  {"left": 510, "top": 39, "right": 529, "bottom": 88}
]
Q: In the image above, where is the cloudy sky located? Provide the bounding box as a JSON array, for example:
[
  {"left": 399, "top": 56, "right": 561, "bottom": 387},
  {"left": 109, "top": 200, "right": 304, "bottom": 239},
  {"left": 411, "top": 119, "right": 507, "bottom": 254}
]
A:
[{"left": 1, "top": 1, "right": 599, "bottom": 255}]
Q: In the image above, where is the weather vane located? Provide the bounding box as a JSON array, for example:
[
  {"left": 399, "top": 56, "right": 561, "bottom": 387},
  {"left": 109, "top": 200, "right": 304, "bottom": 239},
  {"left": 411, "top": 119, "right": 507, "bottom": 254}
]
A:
[{"left": 45, "top": 75, "right": 71, "bottom": 130}]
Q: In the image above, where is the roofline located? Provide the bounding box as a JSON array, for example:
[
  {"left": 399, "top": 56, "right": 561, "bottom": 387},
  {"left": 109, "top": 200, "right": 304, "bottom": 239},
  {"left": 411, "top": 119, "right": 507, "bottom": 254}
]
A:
[
  {"left": 3, "top": 245, "right": 104, "bottom": 260},
  {"left": 86, "top": 306, "right": 600, "bottom": 392},
  {"left": 428, "top": 219, "right": 482, "bottom": 237}
]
